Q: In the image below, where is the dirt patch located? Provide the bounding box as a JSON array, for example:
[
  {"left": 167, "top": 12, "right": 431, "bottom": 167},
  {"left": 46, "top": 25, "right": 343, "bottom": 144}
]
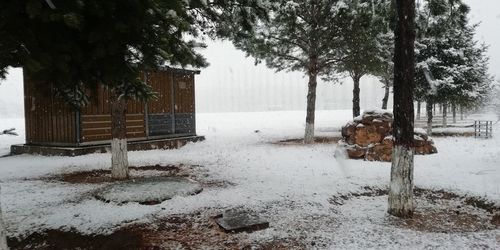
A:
[
  {"left": 55, "top": 164, "right": 233, "bottom": 188},
  {"left": 271, "top": 136, "right": 342, "bottom": 146},
  {"left": 399, "top": 209, "right": 493, "bottom": 233},
  {"left": 8, "top": 215, "right": 298, "bottom": 250},
  {"left": 59, "top": 165, "right": 181, "bottom": 184},
  {"left": 8, "top": 229, "right": 142, "bottom": 250},
  {"left": 330, "top": 187, "right": 499, "bottom": 233},
  {"left": 54, "top": 164, "right": 181, "bottom": 184}
]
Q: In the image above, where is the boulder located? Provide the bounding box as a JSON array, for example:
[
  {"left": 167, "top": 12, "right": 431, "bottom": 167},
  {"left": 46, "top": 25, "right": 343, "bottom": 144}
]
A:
[
  {"left": 338, "top": 110, "right": 437, "bottom": 162},
  {"left": 346, "top": 145, "right": 366, "bottom": 159}
]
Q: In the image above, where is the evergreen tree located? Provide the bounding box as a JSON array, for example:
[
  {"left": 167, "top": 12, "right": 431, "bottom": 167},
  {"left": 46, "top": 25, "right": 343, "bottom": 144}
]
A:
[
  {"left": 336, "top": 0, "right": 388, "bottom": 117},
  {"left": 388, "top": 0, "right": 416, "bottom": 218},
  {"left": 377, "top": 31, "right": 395, "bottom": 110},
  {"left": 414, "top": 0, "right": 492, "bottom": 133},
  {"left": 0, "top": 0, "right": 268, "bottom": 179},
  {"left": 232, "top": 0, "right": 349, "bottom": 144}
]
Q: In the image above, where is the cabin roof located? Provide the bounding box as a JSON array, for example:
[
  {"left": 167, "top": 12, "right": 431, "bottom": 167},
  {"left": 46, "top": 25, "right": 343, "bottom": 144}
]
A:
[{"left": 159, "top": 66, "right": 201, "bottom": 75}]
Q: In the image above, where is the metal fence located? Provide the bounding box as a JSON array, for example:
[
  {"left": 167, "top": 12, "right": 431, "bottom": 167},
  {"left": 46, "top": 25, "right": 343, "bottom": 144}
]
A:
[{"left": 474, "top": 121, "right": 493, "bottom": 138}]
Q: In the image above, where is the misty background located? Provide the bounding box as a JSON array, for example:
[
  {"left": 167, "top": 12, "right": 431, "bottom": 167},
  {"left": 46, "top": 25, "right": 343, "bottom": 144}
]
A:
[{"left": 0, "top": 0, "right": 498, "bottom": 118}]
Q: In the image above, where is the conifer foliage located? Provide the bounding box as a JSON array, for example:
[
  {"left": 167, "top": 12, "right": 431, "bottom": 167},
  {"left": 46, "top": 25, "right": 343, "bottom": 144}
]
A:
[
  {"left": 0, "top": 0, "right": 268, "bottom": 180},
  {"left": 233, "top": 0, "right": 349, "bottom": 143},
  {"left": 414, "top": 0, "right": 493, "bottom": 132}
]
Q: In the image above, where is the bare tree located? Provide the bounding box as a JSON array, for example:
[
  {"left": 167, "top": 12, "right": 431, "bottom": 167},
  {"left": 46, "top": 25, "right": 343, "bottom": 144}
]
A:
[{"left": 388, "top": 0, "right": 416, "bottom": 218}]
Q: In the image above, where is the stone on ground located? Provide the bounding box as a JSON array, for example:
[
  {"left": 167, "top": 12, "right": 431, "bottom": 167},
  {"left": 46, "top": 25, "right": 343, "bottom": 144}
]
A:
[
  {"left": 95, "top": 177, "right": 203, "bottom": 204},
  {"left": 215, "top": 209, "right": 269, "bottom": 233}
]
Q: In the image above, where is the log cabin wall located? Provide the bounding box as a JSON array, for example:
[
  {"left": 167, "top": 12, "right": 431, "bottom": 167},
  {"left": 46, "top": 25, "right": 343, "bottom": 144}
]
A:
[
  {"left": 146, "top": 71, "right": 174, "bottom": 136},
  {"left": 24, "top": 74, "right": 78, "bottom": 146},
  {"left": 23, "top": 67, "right": 198, "bottom": 147},
  {"left": 146, "top": 70, "right": 196, "bottom": 137},
  {"left": 79, "top": 86, "right": 146, "bottom": 143}
]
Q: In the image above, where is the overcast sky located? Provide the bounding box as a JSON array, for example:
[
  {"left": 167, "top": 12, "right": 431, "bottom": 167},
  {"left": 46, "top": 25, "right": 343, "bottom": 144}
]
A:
[{"left": 463, "top": 0, "right": 500, "bottom": 80}]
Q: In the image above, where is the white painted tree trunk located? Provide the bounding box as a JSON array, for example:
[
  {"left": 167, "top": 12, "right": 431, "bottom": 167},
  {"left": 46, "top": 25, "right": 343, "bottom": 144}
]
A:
[
  {"left": 110, "top": 90, "right": 129, "bottom": 180},
  {"left": 111, "top": 138, "right": 129, "bottom": 179},
  {"left": 304, "top": 123, "right": 314, "bottom": 144},
  {"left": 388, "top": 145, "right": 415, "bottom": 217},
  {"left": 0, "top": 187, "right": 9, "bottom": 250}
]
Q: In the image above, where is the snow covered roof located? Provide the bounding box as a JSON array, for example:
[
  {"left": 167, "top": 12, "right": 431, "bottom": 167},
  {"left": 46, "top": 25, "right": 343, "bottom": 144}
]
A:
[{"left": 158, "top": 65, "right": 201, "bottom": 75}]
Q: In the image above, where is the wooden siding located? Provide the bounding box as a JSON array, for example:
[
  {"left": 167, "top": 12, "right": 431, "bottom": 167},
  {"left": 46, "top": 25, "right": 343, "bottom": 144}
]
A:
[
  {"left": 173, "top": 74, "right": 195, "bottom": 113},
  {"left": 80, "top": 114, "right": 145, "bottom": 142},
  {"left": 80, "top": 86, "right": 146, "bottom": 143},
  {"left": 23, "top": 68, "right": 197, "bottom": 147},
  {"left": 24, "top": 75, "right": 77, "bottom": 145},
  {"left": 147, "top": 71, "right": 173, "bottom": 113},
  {"left": 173, "top": 74, "right": 196, "bottom": 134}
]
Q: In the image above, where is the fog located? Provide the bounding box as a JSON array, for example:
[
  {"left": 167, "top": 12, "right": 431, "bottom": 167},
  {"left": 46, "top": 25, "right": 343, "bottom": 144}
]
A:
[{"left": 195, "top": 40, "right": 390, "bottom": 113}]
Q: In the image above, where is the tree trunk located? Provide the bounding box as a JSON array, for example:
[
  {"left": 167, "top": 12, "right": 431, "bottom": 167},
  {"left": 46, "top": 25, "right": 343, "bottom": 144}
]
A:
[
  {"left": 110, "top": 90, "right": 129, "bottom": 180},
  {"left": 388, "top": 0, "right": 416, "bottom": 218},
  {"left": 433, "top": 104, "right": 436, "bottom": 116},
  {"left": 304, "top": 71, "right": 318, "bottom": 144},
  {"left": 352, "top": 74, "right": 361, "bottom": 117},
  {"left": 442, "top": 102, "right": 447, "bottom": 127},
  {"left": 452, "top": 103, "right": 457, "bottom": 124},
  {"left": 416, "top": 101, "right": 421, "bottom": 120},
  {"left": 426, "top": 101, "right": 433, "bottom": 135},
  {"left": 0, "top": 187, "right": 8, "bottom": 250},
  {"left": 460, "top": 106, "right": 464, "bottom": 120},
  {"left": 382, "top": 82, "right": 390, "bottom": 110}
]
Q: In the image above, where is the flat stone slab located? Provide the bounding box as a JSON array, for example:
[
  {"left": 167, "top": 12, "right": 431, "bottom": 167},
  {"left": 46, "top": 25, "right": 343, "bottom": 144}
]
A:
[
  {"left": 95, "top": 177, "right": 203, "bottom": 204},
  {"left": 215, "top": 209, "right": 269, "bottom": 233}
]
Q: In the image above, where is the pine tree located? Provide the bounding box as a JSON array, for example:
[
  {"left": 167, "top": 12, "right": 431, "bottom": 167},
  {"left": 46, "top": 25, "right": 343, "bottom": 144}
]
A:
[
  {"left": 1, "top": 0, "right": 268, "bottom": 179},
  {"left": 335, "top": 0, "right": 385, "bottom": 117},
  {"left": 232, "top": 0, "right": 348, "bottom": 144},
  {"left": 388, "top": 0, "right": 416, "bottom": 218},
  {"left": 414, "top": 0, "right": 493, "bottom": 134},
  {"left": 377, "top": 31, "right": 395, "bottom": 110}
]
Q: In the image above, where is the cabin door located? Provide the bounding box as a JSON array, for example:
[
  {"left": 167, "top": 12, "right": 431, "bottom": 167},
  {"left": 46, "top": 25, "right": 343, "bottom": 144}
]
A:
[
  {"left": 173, "top": 74, "right": 196, "bottom": 135},
  {"left": 146, "top": 71, "right": 174, "bottom": 137}
]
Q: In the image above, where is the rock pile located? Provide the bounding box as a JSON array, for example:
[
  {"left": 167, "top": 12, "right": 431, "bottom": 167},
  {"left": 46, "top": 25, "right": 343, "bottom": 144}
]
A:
[{"left": 339, "top": 110, "right": 437, "bottom": 162}]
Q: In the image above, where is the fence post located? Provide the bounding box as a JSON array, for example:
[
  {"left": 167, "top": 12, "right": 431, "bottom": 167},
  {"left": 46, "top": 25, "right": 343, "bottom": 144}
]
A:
[{"left": 474, "top": 120, "right": 477, "bottom": 138}]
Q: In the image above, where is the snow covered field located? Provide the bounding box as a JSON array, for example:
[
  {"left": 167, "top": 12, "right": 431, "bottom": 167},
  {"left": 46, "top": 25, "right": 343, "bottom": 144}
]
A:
[{"left": 0, "top": 110, "right": 499, "bottom": 248}]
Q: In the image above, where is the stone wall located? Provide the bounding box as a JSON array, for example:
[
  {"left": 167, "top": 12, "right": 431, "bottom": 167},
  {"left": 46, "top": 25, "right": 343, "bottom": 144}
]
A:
[{"left": 339, "top": 110, "right": 437, "bottom": 162}]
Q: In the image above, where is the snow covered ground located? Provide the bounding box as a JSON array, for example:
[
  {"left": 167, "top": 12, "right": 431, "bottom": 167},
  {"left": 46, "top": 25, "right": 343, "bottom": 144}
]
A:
[{"left": 0, "top": 110, "right": 499, "bottom": 248}]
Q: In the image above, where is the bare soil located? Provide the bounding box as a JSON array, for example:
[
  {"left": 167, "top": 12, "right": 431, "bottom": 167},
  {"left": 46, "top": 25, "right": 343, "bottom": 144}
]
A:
[
  {"left": 8, "top": 215, "right": 300, "bottom": 250},
  {"left": 330, "top": 186, "right": 500, "bottom": 233},
  {"left": 48, "top": 164, "right": 233, "bottom": 188},
  {"left": 55, "top": 164, "right": 181, "bottom": 184}
]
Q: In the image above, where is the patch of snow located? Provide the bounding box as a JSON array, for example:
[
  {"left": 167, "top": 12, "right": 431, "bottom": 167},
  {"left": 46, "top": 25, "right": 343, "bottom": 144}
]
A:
[{"left": 0, "top": 110, "right": 498, "bottom": 248}]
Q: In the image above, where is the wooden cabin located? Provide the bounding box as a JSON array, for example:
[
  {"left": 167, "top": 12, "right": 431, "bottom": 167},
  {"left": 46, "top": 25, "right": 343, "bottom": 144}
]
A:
[{"left": 11, "top": 67, "right": 204, "bottom": 156}]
